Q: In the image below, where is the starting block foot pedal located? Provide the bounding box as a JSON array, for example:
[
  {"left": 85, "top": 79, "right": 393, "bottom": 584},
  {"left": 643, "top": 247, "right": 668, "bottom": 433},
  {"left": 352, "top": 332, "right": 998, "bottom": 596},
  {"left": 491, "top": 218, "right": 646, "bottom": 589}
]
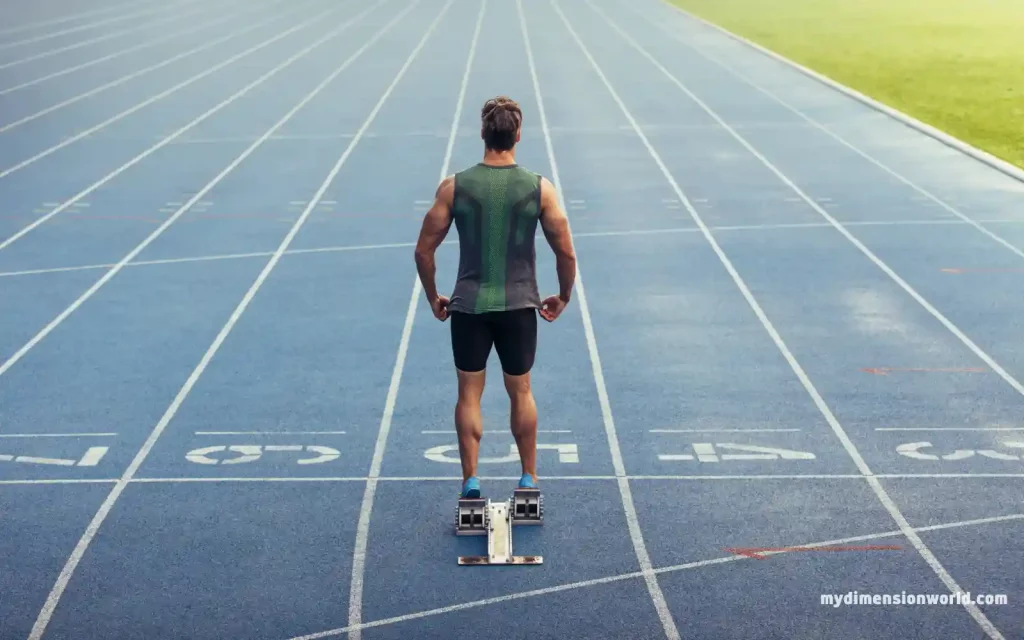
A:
[
  {"left": 457, "top": 499, "right": 542, "bottom": 565},
  {"left": 455, "top": 498, "right": 488, "bottom": 536},
  {"left": 511, "top": 488, "right": 543, "bottom": 525}
]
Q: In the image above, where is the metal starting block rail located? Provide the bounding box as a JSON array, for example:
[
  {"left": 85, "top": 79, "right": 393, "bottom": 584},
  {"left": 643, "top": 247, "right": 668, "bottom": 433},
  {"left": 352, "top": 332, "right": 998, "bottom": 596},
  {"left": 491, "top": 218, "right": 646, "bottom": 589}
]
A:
[{"left": 455, "top": 488, "right": 543, "bottom": 565}]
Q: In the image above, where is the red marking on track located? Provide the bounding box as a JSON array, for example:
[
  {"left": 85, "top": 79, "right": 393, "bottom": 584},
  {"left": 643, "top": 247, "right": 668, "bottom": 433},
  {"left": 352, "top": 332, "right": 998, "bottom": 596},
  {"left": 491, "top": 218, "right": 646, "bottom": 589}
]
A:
[
  {"left": 862, "top": 367, "right": 986, "bottom": 375},
  {"left": 724, "top": 545, "right": 902, "bottom": 560}
]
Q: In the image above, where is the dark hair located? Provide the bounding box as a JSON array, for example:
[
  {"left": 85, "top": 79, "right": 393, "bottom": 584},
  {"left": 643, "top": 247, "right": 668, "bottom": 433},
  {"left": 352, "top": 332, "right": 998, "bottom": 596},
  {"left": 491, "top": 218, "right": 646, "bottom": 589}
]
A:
[{"left": 481, "top": 96, "right": 522, "bottom": 151}]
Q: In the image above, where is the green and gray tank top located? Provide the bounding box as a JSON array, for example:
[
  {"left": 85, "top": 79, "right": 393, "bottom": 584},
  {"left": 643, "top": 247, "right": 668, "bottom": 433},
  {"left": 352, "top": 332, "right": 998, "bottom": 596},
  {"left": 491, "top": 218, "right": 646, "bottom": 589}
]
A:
[{"left": 448, "top": 162, "right": 543, "bottom": 314}]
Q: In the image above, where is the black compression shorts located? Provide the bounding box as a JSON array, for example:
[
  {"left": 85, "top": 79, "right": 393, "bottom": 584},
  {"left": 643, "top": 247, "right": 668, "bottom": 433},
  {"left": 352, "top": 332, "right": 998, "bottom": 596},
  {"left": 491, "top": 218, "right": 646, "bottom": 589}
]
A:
[{"left": 449, "top": 308, "right": 537, "bottom": 376}]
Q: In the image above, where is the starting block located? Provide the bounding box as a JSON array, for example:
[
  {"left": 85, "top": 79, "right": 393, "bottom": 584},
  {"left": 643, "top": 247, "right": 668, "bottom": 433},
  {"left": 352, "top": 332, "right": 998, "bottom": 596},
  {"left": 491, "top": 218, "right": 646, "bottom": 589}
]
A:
[{"left": 455, "top": 488, "right": 543, "bottom": 565}]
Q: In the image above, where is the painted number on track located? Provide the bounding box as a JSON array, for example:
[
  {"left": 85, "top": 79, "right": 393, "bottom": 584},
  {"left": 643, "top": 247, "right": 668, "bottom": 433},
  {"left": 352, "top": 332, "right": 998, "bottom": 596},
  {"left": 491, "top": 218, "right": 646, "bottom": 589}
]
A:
[
  {"left": 185, "top": 444, "right": 340, "bottom": 465},
  {"left": 0, "top": 446, "right": 108, "bottom": 467},
  {"left": 896, "top": 441, "right": 1024, "bottom": 461},
  {"left": 424, "top": 443, "right": 579, "bottom": 464},
  {"left": 659, "top": 443, "right": 816, "bottom": 462}
]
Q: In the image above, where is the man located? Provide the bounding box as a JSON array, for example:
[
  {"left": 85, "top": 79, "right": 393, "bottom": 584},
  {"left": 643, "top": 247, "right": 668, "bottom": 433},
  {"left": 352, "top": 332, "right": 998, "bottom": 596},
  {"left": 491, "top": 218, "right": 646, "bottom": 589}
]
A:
[{"left": 414, "top": 96, "right": 576, "bottom": 500}]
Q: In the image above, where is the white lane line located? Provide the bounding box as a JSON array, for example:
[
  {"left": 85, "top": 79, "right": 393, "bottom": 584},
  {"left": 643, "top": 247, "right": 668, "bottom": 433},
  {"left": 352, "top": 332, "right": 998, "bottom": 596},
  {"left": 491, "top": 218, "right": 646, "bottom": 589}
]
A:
[
  {"left": 194, "top": 431, "right": 347, "bottom": 435},
  {"left": 25, "top": 2, "right": 442, "bottom": 638},
  {"left": 0, "top": 0, "right": 283, "bottom": 98},
  {"left": 0, "top": 241, "right": 423, "bottom": 278},
  {"left": 0, "top": 0, "right": 386, "bottom": 381},
  {"left": 876, "top": 427, "right": 1024, "bottom": 432},
  {"left": 624, "top": 1, "right": 1024, "bottom": 266},
  {"left": 0, "top": 0, "right": 203, "bottom": 50},
  {"left": 0, "top": 0, "right": 290, "bottom": 132},
  {"left": 599, "top": 3, "right": 1024, "bottom": 406},
  {"left": 578, "top": 2, "right": 1005, "bottom": 638},
  {"left": 0, "top": 0, "right": 162, "bottom": 39},
  {"left": 650, "top": 428, "right": 800, "bottom": 433},
  {"left": 3, "top": 473, "right": 1024, "bottom": 487},
  {"left": 0, "top": 0, "right": 211, "bottom": 68},
  {"left": 344, "top": 2, "right": 478, "bottom": 638},
  {"left": 418, "top": 429, "right": 572, "bottom": 434},
  {"left": 287, "top": 512, "right": 1024, "bottom": 639},
  {"left": 520, "top": 2, "right": 679, "bottom": 638},
  {"left": 0, "top": 433, "right": 117, "bottom": 438},
  {"left": 0, "top": 0, "right": 338, "bottom": 198},
  {"left": 0, "top": 478, "right": 119, "bottom": 485},
  {"left": 5, "top": 216, "right": 1024, "bottom": 280}
]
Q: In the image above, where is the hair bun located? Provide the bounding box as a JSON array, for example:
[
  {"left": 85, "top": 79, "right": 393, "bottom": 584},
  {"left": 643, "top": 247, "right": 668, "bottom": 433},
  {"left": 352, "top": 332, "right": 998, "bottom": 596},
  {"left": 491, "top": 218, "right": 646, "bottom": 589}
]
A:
[{"left": 480, "top": 96, "right": 522, "bottom": 151}]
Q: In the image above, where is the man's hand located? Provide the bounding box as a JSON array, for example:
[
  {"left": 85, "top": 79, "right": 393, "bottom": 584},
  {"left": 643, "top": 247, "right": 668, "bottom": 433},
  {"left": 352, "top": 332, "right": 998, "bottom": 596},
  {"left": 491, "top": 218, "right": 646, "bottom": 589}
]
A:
[
  {"left": 430, "top": 295, "right": 450, "bottom": 321},
  {"left": 539, "top": 295, "right": 567, "bottom": 322}
]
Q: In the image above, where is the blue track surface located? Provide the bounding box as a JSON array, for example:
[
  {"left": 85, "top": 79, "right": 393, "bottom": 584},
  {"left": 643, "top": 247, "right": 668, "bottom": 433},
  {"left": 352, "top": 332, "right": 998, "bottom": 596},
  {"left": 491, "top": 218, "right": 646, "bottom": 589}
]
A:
[{"left": 1, "top": 0, "right": 1023, "bottom": 638}]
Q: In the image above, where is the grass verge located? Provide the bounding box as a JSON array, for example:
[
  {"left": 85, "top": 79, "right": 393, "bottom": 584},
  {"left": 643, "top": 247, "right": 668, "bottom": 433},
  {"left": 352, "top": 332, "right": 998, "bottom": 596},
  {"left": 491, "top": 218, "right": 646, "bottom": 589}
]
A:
[{"left": 668, "top": 0, "right": 1024, "bottom": 169}]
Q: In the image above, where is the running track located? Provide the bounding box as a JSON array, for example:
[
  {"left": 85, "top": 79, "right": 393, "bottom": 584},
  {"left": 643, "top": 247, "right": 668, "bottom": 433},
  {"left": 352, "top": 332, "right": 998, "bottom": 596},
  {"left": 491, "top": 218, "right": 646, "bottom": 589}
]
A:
[{"left": 1, "top": 0, "right": 1023, "bottom": 638}]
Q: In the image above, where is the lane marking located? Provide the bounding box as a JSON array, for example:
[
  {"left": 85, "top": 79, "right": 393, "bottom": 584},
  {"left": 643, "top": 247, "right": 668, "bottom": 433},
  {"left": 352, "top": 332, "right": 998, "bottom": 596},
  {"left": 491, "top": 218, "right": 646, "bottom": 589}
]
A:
[
  {"left": 0, "top": 479, "right": 118, "bottom": 485},
  {"left": 345, "top": 3, "right": 479, "bottom": 638},
  {"left": 627, "top": 0, "right": 1024, "bottom": 264},
  {"left": 0, "top": 0, "right": 208, "bottom": 54},
  {"left": 419, "top": 429, "right": 571, "bottom": 434},
  {"left": 285, "top": 512, "right": 1024, "bottom": 639},
  {"left": 520, "top": 3, "right": 679, "bottom": 638},
  {"left": 941, "top": 268, "right": 1024, "bottom": 274},
  {"left": 0, "top": 0, "right": 387, "bottom": 382},
  {"left": 877, "top": 428, "right": 1024, "bottom": 432},
  {"left": 194, "top": 430, "right": 347, "bottom": 435},
  {"left": 0, "top": 447, "right": 108, "bottom": 467},
  {"left": 149, "top": 123, "right": 814, "bottom": 144},
  {"left": 862, "top": 367, "right": 986, "bottom": 375},
  {"left": 423, "top": 443, "right": 579, "bottom": 464},
  {"left": 896, "top": 441, "right": 1023, "bottom": 462},
  {"left": 184, "top": 444, "right": 340, "bottom": 465},
  {"left": 23, "top": 3, "right": 430, "bottom": 637},
  {"left": 8, "top": 217, "right": 1024, "bottom": 279},
  {"left": 0, "top": 0, "right": 214, "bottom": 71},
  {"left": 3, "top": 473, "right": 1024, "bottom": 486},
  {"left": 571, "top": 3, "right": 1005, "bottom": 638},
  {"left": 725, "top": 544, "right": 903, "bottom": 559},
  {"left": 658, "top": 442, "right": 816, "bottom": 462},
  {"left": 0, "top": 241, "right": 422, "bottom": 278},
  {"left": 0, "top": 0, "right": 158, "bottom": 38},
  {"left": 6, "top": 0, "right": 287, "bottom": 127},
  {"left": 0, "top": 433, "right": 117, "bottom": 438},
  {"left": 3, "top": 456, "right": 74, "bottom": 466},
  {"left": 111, "top": 473, "right": 1024, "bottom": 481},
  {"left": 650, "top": 428, "right": 799, "bottom": 433},
  {"left": 0, "top": 0, "right": 276, "bottom": 99},
  {"left": 0, "top": 0, "right": 342, "bottom": 207},
  {"left": 75, "top": 447, "right": 109, "bottom": 467},
  {"left": 596, "top": 3, "right": 1024, "bottom": 403}
]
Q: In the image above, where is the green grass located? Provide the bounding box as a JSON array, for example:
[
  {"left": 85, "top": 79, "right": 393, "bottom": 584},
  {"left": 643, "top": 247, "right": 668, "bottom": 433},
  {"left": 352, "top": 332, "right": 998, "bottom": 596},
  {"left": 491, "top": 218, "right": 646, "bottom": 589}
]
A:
[{"left": 668, "top": 0, "right": 1024, "bottom": 169}]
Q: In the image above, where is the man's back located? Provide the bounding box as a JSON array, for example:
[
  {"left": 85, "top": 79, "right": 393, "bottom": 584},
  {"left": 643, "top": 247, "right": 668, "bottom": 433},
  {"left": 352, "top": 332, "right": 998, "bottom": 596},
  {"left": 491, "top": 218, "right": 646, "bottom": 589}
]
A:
[{"left": 448, "top": 162, "right": 543, "bottom": 315}]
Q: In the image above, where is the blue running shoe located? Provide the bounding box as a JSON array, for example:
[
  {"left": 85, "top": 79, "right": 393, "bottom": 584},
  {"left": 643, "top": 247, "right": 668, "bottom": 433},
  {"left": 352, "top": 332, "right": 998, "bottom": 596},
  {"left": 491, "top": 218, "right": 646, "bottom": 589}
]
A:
[
  {"left": 518, "top": 473, "right": 537, "bottom": 489},
  {"left": 461, "top": 476, "right": 481, "bottom": 498}
]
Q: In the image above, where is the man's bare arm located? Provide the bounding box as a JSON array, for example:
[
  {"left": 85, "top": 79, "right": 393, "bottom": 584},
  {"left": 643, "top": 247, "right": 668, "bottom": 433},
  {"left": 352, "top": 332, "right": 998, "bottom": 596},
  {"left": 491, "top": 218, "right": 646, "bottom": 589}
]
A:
[
  {"left": 414, "top": 175, "right": 455, "bottom": 304},
  {"left": 538, "top": 176, "right": 576, "bottom": 303}
]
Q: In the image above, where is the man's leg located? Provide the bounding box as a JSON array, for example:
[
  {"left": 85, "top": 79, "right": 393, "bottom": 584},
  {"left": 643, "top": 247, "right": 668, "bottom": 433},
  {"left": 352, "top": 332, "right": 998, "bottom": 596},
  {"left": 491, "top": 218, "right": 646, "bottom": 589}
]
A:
[
  {"left": 492, "top": 309, "right": 539, "bottom": 487},
  {"left": 503, "top": 371, "right": 537, "bottom": 484},
  {"left": 455, "top": 369, "right": 486, "bottom": 484},
  {"left": 449, "top": 311, "right": 492, "bottom": 497}
]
